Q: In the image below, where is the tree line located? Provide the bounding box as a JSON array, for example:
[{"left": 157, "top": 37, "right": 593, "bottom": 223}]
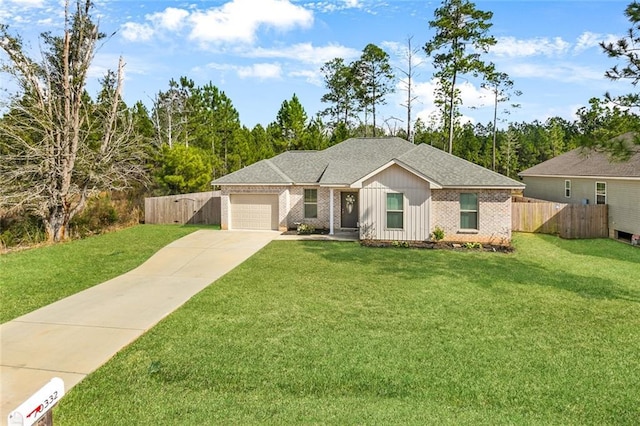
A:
[{"left": 1, "top": 0, "right": 639, "bottom": 245}]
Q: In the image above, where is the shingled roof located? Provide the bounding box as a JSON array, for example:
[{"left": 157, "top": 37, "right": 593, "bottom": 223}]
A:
[
  {"left": 519, "top": 134, "right": 640, "bottom": 179},
  {"left": 212, "top": 137, "right": 524, "bottom": 188}
]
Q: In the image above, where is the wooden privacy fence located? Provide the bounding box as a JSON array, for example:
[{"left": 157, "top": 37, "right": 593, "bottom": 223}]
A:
[
  {"left": 512, "top": 198, "right": 608, "bottom": 239},
  {"left": 145, "top": 191, "right": 221, "bottom": 225}
]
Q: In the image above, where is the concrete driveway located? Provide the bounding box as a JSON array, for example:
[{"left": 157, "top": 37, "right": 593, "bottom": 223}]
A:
[{"left": 0, "top": 230, "right": 279, "bottom": 423}]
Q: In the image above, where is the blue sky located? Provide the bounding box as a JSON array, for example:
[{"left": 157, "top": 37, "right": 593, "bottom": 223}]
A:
[{"left": 1, "top": 0, "right": 636, "bottom": 131}]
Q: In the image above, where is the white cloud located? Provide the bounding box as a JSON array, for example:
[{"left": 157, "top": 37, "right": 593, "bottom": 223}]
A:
[
  {"left": 507, "top": 62, "right": 603, "bottom": 82},
  {"left": 148, "top": 7, "right": 189, "bottom": 31},
  {"left": 120, "top": 7, "right": 190, "bottom": 42},
  {"left": 246, "top": 42, "right": 359, "bottom": 64},
  {"left": 411, "top": 79, "right": 491, "bottom": 110},
  {"left": 408, "top": 78, "right": 501, "bottom": 128},
  {"left": 492, "top": 36, "right": 571, "bottom": 57},
  {"left": 205, "top": 62, "right": 237, "bottom": 72},
  {"left": 459, "top": 81, "right": 493, "bottom": 109},
  {"left": 121, "top": 22, "right": 154, "bottom": 42},
  {"left": 8, "top": 0, "right": 44, "bottom": 6},
  {"left": 0, "top": 0, "right": 45, "bottom": 22},
  {"left": 411, "top": 80, "right": 446, "bottom": 126},
  {"left": 189, "top": 0, "right": 313, "bottom": 45},
  {"left": 205, "top": 61, "right": 285, "bottom": 80},
  {"left": 574, "top": 31, "right": 603, "bottom": 53},
  {"left": 120, "top": 0, "right": 313, "bottom": 46},
  {"left": 289, "top": 69, "right": 322, "bottom": 85},
  {"left": 307, "top": 0, "right": 364, "bottom": 13},
  {"left": 237, "top": 62, "right": 283, "bottom": 79}
]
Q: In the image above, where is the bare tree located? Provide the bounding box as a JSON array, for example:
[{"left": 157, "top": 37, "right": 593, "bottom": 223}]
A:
[
  {"left": 0, "top": 0, "right": 147, "bottom": 242},
  {"left": 481, "top": 69, "right": 521, "bottom": 170},
  {"left": 397, "top": 36, "right": 422, "bottom": 142}
]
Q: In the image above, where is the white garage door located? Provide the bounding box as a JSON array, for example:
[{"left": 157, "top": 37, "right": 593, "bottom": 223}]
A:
[{"left": 230, "top": 194, "right": 279, "bottom": 230}]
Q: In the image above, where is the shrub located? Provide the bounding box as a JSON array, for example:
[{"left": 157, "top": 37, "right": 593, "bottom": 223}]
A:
[
  {"left": 463, "top": 242, "right": 483, "bottom": 249},
  {"left": 0, "top": 214, "right": 46, "bottom": 249},
  {"left": 391, "top": 240, "right": 410, "bottom": 248},
  {"left": 296, "top": 223, "right": 315, "bottom": 235},
  {"left": 70, "top": 193, "right": 119, "bottom": 237},
  {"left": 431, "top": 226, "right": 445, "bottom": 242}
]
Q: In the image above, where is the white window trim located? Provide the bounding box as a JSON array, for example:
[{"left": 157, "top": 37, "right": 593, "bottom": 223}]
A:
[
  {"left": 460, "top": 193, "right": 479, "bottom": 231},
  {"left": 386, "top": 192, "right": 404, "bottom": 230},
  {"left": 595, "top": 182, "right": 607, "bottom": 205},
  {"left": 564, "top": 180, "right": 571, "bottom": 198},
  {"left": 304, "top": 188, "right": 318, "bottom": 219}
]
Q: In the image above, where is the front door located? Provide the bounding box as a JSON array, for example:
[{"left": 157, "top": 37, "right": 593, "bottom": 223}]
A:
[{"left": 341, "top": 192, "right": 358, "bottom": 228}]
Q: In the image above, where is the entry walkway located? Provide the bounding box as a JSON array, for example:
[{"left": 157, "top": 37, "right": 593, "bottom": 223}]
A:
[{"left": 0, "top": 230, "right": 279, "bottom": 423}]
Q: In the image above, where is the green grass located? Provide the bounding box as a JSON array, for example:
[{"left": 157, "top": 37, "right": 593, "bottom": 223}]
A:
[
  {"left": 0, "top": 225, "right": 211, "bottom": 323},
  {"left": 52, "top": 234, "right": 640, "bottom": 424}
]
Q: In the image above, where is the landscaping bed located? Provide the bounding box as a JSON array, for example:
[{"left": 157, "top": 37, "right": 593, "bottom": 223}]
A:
[{"left": 360, "top": 239, "right": 515, "bottom": 252}]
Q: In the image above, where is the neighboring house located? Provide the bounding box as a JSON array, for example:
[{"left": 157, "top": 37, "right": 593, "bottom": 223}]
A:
[
  {"left": 212, "top": 137, "right": 524, "bottom": 244},
  {"left": 519, "top": 135, "right": 640, "bottom": 241}
]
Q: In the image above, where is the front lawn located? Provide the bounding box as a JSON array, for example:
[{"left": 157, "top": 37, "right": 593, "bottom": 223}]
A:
[
  {"left": 56, "top": 234, "right": 640, "bottom": 424},
  {"left": 0, "top": 225, "right": 207, "bottom": 323}
]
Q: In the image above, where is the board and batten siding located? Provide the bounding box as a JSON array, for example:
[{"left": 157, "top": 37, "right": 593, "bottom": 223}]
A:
[{"left": 360, "top": 164, "right": 431, "bottom": 241}]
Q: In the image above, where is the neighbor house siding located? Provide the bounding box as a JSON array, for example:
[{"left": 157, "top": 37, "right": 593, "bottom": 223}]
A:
[
  {"left": 360, "top": 164, "right": 431, "bottom": 241},
  {"left": 220, "top": 186, "right": 289, "bottom": 231},
  {"left": 607, "top": 180, "right": 640, "bottom": 235},
  {"left": 524, "top": 176, "right": 599, "bottom": 205},
  {"left": 523, "top": 176, "right": 640, "bottom": 236},
  {"left": 431, "top": 189, "right": 512, "bottom": 244}
]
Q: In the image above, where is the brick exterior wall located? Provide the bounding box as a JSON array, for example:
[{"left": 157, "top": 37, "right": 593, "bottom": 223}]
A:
[
  {"left": 431, "top": 189, "right": 512, "bottom": 245},
  {"left": 220, "top": 185, "right": 345, "bottom": 231},
  {"left": 289, "top": 186, "right": 332, "bottom": 230},
  {"left": 282, "top": 187, "right": 358, "bottom": 230},
  {"left": 221, "top": 185, "right": 513, "bottom": 244}
]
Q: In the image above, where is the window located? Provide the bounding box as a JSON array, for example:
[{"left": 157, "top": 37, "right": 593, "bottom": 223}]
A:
[
  {"left": 304, "top": 189, "right": 318, "bottom": 218},
  {"left": 596, "top": 182, "right": 606, "bottom": 205},
  {"left": 460, "top": 193, "right": 478, "bottom": 230},
  {"left": 386, "top": 193, "right": 404, "bottom": 229},
  {"left": 565, "top": 180, "right": 571, "bottom": 198}
]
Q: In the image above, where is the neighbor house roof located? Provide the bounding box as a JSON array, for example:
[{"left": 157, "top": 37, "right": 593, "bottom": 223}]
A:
[
  {"left": 519, "top": 133, "right": 640, "bottom": 179},
  {"left": 212, "top": 137, "right": 524, "bottom": 188}
]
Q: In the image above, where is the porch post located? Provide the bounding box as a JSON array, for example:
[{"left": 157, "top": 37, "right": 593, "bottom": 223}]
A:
[{"left": 329, "top": 188, "right": 334, "bottom": 235}]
